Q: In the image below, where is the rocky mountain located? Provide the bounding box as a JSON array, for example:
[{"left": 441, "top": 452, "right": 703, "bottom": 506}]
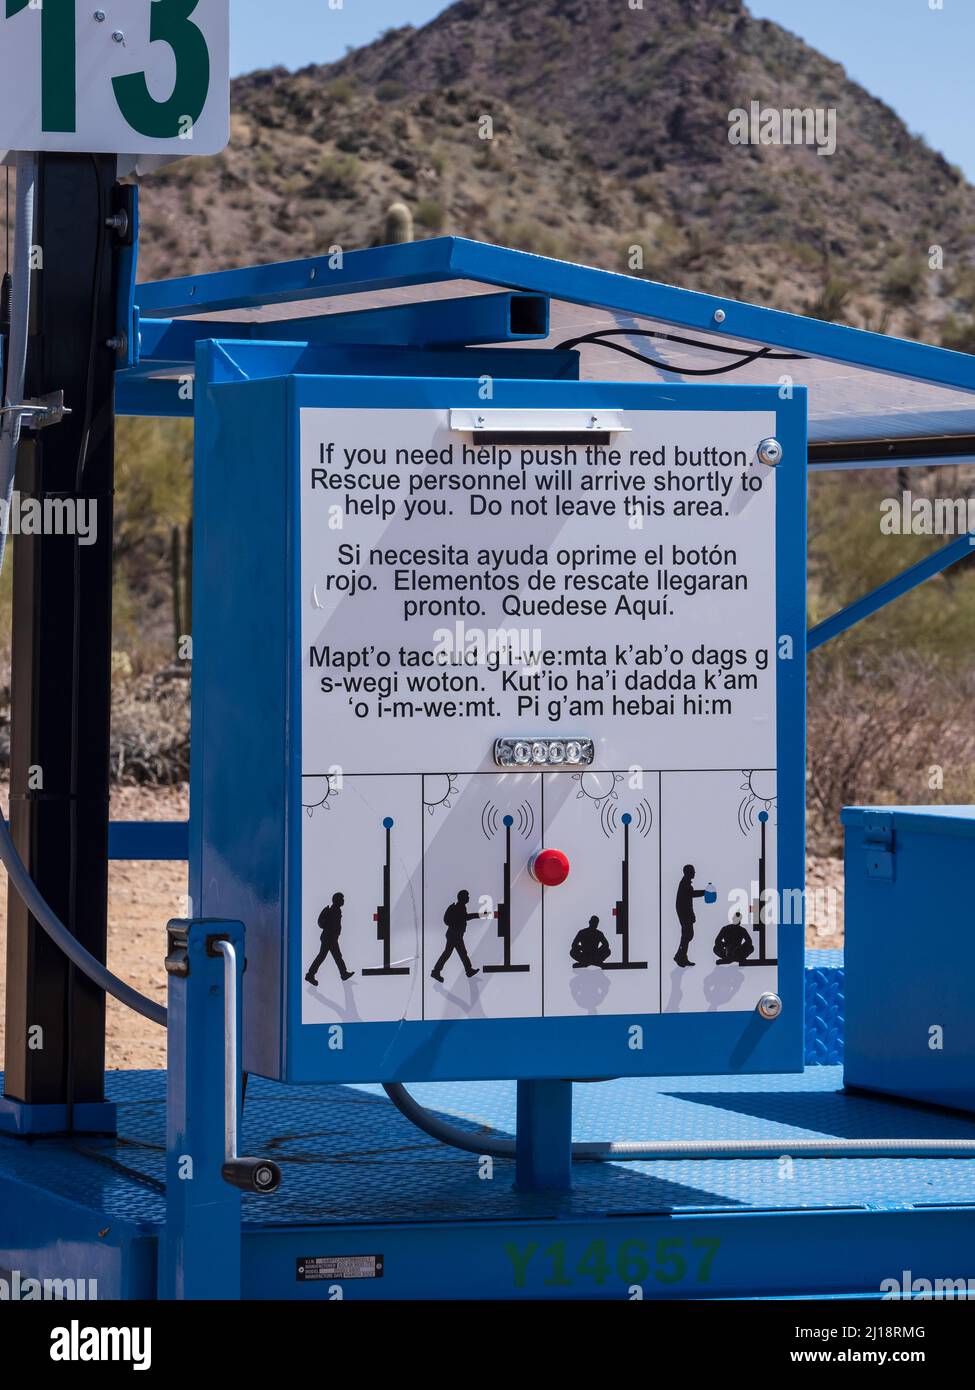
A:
[{"left": 130, "top": 0, "right": 972, "bottom": 347}]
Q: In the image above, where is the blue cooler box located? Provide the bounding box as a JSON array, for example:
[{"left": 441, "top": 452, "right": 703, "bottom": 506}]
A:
[{"left": 843, "top": 804, "right": 975, "bottom": 1113}]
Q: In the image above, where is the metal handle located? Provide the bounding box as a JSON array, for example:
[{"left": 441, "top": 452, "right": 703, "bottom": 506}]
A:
[{"left": 213, "top": 939, "right": 281, "bottom": 1194}]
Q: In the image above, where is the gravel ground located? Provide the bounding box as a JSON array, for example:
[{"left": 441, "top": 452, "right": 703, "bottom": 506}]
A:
[
  {"left": 0, "top": 785, "right": 844, "bottom": 1071},
  {"left": 0, "top": 785, "right": 188, "bottom": 1073}
]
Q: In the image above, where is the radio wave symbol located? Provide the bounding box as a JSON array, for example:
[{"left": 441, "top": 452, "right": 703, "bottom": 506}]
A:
[
  {"left": 633, "top": 798, "right": 654, "bottom": 837},
  {"left": 481, "top": 800, "right": 534, "bottom": 841},
  {"left": 601, "top": 796, "right": 654, "bottom": 839}
]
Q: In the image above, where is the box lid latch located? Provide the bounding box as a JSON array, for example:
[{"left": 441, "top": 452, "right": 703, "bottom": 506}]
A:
[{"left": 863, "top": 812, "right": 895, "bottom": 881}]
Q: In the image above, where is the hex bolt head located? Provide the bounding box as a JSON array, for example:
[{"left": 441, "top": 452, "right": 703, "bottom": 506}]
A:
[
  {"left": 757, "top": 437, "right": 783, "bottom": 467},
  {"left": 93, "top": 9, "right": 106, "bottom": 20},
  {"left": 112, "top": 29, "right": 124, "bottom": 42},
  {"left": 757, "top": 992, "right": 782, "bottom": 1020}
]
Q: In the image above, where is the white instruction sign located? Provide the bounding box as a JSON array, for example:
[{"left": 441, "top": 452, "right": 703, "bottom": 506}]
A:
[
  {"left": 299, "top": 407, "right": 780, "bottom": 1026},
  {"left": 0, "top": 0, "right": 229, "bottom": 156}
]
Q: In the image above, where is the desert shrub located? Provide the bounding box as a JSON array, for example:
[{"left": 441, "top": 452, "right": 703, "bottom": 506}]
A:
[
  {"left": 807, "top": 652, "right": 975, "bottom": 854},
  {"left": 414, "top": 198, "right": 446, "bottom": 231},
  {"left": 809, "top": 273, "right": 855, "bottom": 322},
  {"left": 110, "top": 667, "right": 190, "bottom": 785},
  {"left": 942, "top": 315, "right": 975, "bottom": 354},
  {"left": 881, "top": 255, "right": 928, "bottom": 308},
  {"left": 312, "top": 153, "right": 361, "bottom": 198}
]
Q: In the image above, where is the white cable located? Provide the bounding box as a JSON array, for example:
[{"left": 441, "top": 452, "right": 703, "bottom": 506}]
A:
[{"left": 383, "top": 1082, "right": 975, "bottom": 1161}]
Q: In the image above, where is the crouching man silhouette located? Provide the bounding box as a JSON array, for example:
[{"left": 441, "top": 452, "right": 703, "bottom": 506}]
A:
[
  {"left": 713, "top": 912, "right": 754, "bottom": 966},
  {"left": 570, "top": 915, "right": 612, "bottom": 968}
]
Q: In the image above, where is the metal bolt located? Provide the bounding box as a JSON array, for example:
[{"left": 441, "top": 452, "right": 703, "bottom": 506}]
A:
[
  {"left": 112, "top": 29, "right": 124, "bottom": 43},
  {"left": 93, "top": 9, "right": 106, "bottom": 20},
  {"left": 106, "top": 333, "right": 127, "bottom": 356},
  {"left": 757, "top": 437, "right": 783, "bottom": 467},
  {"left": 713, "top": 308, "right": 726, "bottom": 324},
  {"left": 105, "top": 209, "right": 128, "bottom": 237},
  {"left": 757, "top": 992, "right": 782, "bottom": 1020}
]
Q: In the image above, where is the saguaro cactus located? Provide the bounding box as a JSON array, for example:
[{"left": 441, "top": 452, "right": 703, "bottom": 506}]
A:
[{"left": 383, "top": 202, "right": 414, "bottom": 244}]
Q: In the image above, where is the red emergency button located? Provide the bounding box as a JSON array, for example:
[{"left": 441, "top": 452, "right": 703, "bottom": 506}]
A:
[{"left": 529, "top": 849, "right": 570, "bottom": 886}]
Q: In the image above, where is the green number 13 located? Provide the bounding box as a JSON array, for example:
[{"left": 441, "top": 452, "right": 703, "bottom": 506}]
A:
[{"left": 7, "top": 0, "right": 210, "bottom": 138}]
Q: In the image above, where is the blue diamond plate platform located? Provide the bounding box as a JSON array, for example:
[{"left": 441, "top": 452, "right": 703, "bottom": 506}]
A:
[
  {"left": 3, "top": 955, "right": 974, "bottom": 1300},
  {"left": 4, "top": 1063, "right": 975, "bottom": 1298}
]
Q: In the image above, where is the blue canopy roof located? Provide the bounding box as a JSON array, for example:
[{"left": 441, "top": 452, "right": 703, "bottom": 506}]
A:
[{"left": 135, "top": 237, "right": 975, "bottom": 465}]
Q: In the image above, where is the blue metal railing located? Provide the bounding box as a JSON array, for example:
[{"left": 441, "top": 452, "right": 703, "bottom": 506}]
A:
[{"left": 108, "top": 820, "right": 188, "bottom": 861}]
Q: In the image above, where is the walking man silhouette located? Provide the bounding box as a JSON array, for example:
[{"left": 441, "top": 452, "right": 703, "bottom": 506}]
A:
[
  {"left": 306, "top": 891, "right": 354, "bottom": 984},
  {"left": 431, "top": 889, "right": 480, "bottom": 982}
]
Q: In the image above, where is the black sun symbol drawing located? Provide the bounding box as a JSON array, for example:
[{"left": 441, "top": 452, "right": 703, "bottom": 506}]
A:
[
  {"left": 738, "top": 770, "right": 776, "bottom": 835},
  {"left": 423, "top": 773, "right": 459, "bottom": 816},
  {"left": 302, "top": 773, "right": 341, "bottom": 819}
]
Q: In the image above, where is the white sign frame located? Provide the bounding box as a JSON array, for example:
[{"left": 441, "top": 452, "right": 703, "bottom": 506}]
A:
[{"left": 0, "top": 0, "right": 229, "bottom": 156}]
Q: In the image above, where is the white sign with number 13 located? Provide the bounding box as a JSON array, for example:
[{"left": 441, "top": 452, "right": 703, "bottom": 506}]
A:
[{"left": 0, "top": 0, "right": 229, "bottom": 155}]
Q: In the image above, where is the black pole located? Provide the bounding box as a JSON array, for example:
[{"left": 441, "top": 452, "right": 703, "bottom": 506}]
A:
[
  {"left": 3, "top": 154, "right": 128, "bottom": 1122},
  {"left": 606, "top": 816, "right": 647, "bottom": 970},
  {"left": 757, "top": 814, "right": 768, "bottom": 963},
  {"left": 363, "top": 818, "right": 408, "bottom": 976}
]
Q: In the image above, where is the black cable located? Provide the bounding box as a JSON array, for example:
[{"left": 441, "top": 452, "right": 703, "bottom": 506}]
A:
[
  {"left": 555, "top": 327, "right": 806, "bottom": 377},
  {"left": 558, "top": 326, "right": 805, "bottom": 359}
]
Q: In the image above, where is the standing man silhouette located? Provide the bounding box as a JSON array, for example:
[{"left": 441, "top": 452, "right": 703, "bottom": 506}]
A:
[
  {"left": 674, "top": 864, "right": 708, "bottom": 968},
  {"left": 431, "top": 889, "right": 480, "bottom": 982},
  {"left": 305, "top": 891, "right": 354, "bottom": 984}
]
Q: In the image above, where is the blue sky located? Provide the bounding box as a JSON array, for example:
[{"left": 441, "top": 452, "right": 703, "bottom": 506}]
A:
[{"left": 230, "top": 0, "right": 974, "bottom": 181}]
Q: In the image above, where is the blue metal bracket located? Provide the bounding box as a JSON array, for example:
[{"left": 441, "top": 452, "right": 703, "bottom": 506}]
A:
[
  {"left": 109, "top": 820, "right": 189, "bottom": 861},
  {"left": 515, "top": 1080, "right": 573, "bottom": 1193},
  {"left": 113, "top": 185, "right": 139, "bottom": 371},
  {"left": 114, "top": 377, "right": 194, "bottom": 419},
  {"left": 159, "top": 918, "right": 245, "bottom": 1300},
  {"left": 808, "top": 530, "right": 975, "bottom": 650},
  {"left": 0, "top": 1093, "right": 116, "bottom": 1137},
  {"left": 119, "top": 340, "right": 578, "bottom": 407},
  {"left": 138, "top": 291, "right": 548, "bottom": 370}
]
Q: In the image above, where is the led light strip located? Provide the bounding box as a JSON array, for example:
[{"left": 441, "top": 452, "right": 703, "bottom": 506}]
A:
[{"left": 494, "top": 738, "right": 595, "bottom": 769}]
